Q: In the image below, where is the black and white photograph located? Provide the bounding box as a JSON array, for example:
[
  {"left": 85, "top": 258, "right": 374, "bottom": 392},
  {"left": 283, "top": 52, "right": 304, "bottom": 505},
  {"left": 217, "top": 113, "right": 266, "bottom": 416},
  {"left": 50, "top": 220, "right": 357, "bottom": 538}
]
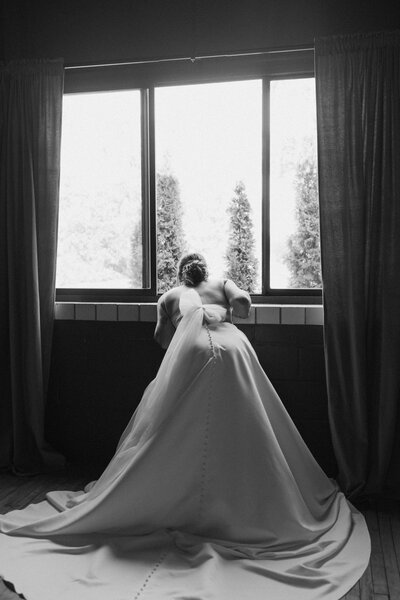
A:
[{"left": 1, "top": 1, "right": 399, "bottom": 598}]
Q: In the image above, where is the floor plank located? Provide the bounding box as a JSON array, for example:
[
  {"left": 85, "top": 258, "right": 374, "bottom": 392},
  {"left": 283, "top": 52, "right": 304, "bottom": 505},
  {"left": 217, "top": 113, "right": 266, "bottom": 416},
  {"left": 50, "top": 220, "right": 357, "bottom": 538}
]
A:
[
  {"left": 365, "top": 508, "right": 389, "bottom": 596},
  {"left": 0, "top": 577, "right": 26, "bottom": 600},
  {"left": 0, "top": 475, "right": 27, "bottom": 503},
  {"left": 359, "top": 562, "right": 373, "bottom": 600},
  {"left": 344, "top": 580, "right": 360, "bottom": 599},
  {"left": 378, "top": 504, "right": 400, "bottom": 599},
  {"left": 389, "top": 500, "right": 400, "bottom": 581},
  {"left": 0, "top": 466, "right": 96, "bottom": 513}
]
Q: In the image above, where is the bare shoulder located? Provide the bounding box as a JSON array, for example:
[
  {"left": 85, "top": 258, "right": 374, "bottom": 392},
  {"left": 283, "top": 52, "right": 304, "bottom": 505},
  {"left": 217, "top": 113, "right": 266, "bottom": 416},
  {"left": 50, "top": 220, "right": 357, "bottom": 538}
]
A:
[
  {"left": 193, "top": 278, "right": 228, "bottom": 306},
  {"left": 223, "top": 278, "right": 248, "bottom": 297},
  {"left": 205, "top": 278, "right": 226, "bottom": 292}
]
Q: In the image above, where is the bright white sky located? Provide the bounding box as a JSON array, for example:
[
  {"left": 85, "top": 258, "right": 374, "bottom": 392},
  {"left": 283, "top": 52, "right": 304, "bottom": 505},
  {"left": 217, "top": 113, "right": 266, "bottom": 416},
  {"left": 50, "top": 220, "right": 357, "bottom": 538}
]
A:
[{"left": 58, "top": 78, "right": 317, "bottom": 290}]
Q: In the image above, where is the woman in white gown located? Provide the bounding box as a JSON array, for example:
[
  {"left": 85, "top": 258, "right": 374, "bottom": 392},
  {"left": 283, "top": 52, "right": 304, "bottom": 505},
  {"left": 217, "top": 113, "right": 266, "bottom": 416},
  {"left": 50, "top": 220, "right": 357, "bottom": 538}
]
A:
[{"left": 0, "top": 253, "right": 370, "bottom": 600}]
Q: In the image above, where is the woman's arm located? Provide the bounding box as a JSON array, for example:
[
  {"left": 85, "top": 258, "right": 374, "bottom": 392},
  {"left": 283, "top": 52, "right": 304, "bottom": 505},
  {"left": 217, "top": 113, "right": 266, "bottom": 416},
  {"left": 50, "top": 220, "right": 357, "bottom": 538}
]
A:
[
  {"left": 223, "top": 279, "right": 251, "bottom": 318},
  {"left": 154, "top": 296, "right": 176, "bottom": 349}
]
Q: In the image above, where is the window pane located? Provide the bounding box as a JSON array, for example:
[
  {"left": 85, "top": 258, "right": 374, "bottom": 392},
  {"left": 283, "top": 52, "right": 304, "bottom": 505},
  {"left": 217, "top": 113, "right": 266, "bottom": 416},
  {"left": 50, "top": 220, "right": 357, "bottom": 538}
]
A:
[
  {"left": 155, "top": 80, "right": 262, "bottom": 294},
  {"left": 56, "top": 90, "right": 143, "bottom": 289},
  {"left": 270, "top": 78, "right": 321, "bottom": 289}
]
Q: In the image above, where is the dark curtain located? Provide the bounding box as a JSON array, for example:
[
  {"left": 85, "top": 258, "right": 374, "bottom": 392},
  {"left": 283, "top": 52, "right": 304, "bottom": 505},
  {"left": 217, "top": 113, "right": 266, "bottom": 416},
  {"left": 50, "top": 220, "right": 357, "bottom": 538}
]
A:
[
  {"left": 0, "top": 59, "right": 65, "bottom": 474},
  {"left": 315, "top": 31, "right": 400, "bottom": 500}
]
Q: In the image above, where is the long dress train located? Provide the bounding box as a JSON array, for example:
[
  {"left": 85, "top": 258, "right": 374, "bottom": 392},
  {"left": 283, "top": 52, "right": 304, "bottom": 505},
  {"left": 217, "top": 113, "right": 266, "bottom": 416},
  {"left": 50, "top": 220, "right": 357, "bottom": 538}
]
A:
[{"left": 0, "top": 289, "right": 370, "bottom": 599}]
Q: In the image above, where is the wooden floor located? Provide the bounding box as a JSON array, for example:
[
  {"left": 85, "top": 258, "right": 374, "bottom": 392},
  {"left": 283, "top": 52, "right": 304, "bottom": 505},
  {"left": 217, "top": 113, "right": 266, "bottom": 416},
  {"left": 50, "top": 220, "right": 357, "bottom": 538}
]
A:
[{"left": 0, "top": 467, "right": 399, "bottom": 600}]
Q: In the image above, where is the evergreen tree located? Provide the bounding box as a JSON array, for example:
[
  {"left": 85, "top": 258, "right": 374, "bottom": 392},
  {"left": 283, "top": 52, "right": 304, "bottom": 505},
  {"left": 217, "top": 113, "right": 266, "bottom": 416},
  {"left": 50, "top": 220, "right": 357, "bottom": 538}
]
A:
[
  {"left": 129, "top": 219, "right": 142, "bottom": 287},
  {"left": 130, "top": 172, "right": 186, "bottom": 291},
  {"left": 156, "top": 172, "right": 186, "bottom": 293},
  {"left": 283, "top": 156, "right": 322, "bottom": 288},
  {"left": 224, "top": 181, "right": 258, "bottom": 292}
]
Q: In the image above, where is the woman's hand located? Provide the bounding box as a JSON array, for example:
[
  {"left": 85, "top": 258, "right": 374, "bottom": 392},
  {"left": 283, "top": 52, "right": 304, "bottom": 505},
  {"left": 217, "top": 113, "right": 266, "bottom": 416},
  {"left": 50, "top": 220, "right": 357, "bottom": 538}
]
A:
[{"left": 224, "top": 279, "right": 251, "bottom": 318}]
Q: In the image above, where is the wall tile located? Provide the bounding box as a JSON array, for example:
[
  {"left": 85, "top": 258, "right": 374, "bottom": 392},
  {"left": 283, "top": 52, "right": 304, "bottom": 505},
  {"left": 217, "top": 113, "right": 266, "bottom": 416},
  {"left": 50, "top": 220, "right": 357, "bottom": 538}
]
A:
[
  {"left": 273, "top": 380, "right": 328, "bottom": 421},
  {"left": 305, "top": 306, "right": 324, "bottom": 325},
  {"left": 236, "top": 324, "right": 255, "bottom": 342},
  {"left": 75, "top": 304, "right": 96, "bottom": 321},
  {"left": 255, "top": 324, "right": 297, "bottom": 344},
  {"left": 254, "top": 324, "right": 323, "bottom": 345},
  {"left": 281, "top": 306, "right": 305, "bottom": 325},
  {"left": 118, "top": 304, "right": 139, "bottom": 321},
  {"left": 55, "top": 303, "right": 75, "bottom": 320},
  {"left": 294, "top": 419, "right": 336, "bottom": 476},
  {"left": 232, "top": 306, "right": 256, "bottom": 324},
  {"left": 254, "top": 343, "right": 298, "bottom": 380},
  {"left": 54, "top": 303, "right": 323, "bottom": 327},
  {"left": 255, "top": 305, "right": 280, "bottom": 324},
  {"left": 298, "top": 346, "right": 326, "bottom": 381},
  {"left": 140, "top": 303, "right": 158, "bottom": 322},
  {"left": 96, "top": 304, "right": 117, "bottom": 321}
]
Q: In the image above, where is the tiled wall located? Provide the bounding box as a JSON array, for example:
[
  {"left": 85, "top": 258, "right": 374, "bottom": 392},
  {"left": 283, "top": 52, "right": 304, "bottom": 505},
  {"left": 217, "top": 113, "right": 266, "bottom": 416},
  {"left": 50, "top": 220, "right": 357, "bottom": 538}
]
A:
[
  {"left": 55, "top": 303, "right": 324, "bottom": 325},
  {"left": 46, "top": 306, "right": 335, "bottom": 478}
]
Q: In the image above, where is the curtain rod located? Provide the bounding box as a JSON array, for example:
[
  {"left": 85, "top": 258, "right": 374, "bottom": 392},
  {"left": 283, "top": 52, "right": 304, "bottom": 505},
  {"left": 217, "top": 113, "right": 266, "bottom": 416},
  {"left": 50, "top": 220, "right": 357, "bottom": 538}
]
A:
[{"left": 64, "top": 44, "right": 314, "bottom": 70}]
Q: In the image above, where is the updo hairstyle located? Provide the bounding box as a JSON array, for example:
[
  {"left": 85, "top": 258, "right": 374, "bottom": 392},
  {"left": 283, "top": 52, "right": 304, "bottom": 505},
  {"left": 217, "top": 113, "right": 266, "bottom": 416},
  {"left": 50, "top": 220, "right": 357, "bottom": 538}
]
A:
[{"left": 178, "top": 253, "right": 209, "bottom": 287}]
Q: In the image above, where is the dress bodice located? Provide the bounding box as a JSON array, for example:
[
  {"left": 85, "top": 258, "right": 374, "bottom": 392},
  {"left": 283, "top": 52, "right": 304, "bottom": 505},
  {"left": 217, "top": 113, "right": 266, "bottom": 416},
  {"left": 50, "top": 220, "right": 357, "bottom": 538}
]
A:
[{"left": 171, "top": 289, "right": 231, "bottom": 328}]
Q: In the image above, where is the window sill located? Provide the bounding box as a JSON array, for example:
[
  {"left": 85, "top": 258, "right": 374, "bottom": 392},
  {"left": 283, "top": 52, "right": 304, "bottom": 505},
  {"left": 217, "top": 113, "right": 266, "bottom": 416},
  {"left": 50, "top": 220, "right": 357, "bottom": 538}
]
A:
[{"left": 55, "top": 303, "right": 323, "bottom": 326}]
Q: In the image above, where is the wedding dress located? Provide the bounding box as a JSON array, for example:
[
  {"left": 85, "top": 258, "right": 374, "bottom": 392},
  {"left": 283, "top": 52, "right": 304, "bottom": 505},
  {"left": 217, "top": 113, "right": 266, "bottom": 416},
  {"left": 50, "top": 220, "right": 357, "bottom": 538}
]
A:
[{"left": 0, "top": 289, "right": 370, "bottom": 600}]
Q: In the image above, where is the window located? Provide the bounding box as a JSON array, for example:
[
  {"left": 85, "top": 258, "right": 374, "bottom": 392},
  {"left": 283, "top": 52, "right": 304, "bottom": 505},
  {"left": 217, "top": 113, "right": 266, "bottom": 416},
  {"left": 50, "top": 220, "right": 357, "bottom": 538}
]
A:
[
  {"left": 57, "top": 90, "right": 143, "bottom": 290},
  {"left": 57, "top": 57, "right": 321, "bottom": 302},
  {"left": 269, "top": 78, "right": 321, "bottom": 291},
  {"left": 154, "top": 80, "right": 262, "bottom": 293}
]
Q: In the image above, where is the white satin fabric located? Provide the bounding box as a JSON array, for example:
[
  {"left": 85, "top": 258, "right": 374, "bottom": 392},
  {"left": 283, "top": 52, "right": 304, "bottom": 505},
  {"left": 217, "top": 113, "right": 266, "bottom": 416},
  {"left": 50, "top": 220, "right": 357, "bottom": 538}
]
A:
[{"left": 0, "top": 289, "right": 370, "bottom": 599}]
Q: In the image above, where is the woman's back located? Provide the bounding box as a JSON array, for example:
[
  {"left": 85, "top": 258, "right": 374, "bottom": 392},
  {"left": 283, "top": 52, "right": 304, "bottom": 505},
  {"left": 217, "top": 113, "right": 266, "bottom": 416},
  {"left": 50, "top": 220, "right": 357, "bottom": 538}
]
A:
[
  {"left": 155, "top": 252, "right": 251, "bottom": 349},
  {"left": 163, "top": 279, "right": 230, "bottom": 324}
]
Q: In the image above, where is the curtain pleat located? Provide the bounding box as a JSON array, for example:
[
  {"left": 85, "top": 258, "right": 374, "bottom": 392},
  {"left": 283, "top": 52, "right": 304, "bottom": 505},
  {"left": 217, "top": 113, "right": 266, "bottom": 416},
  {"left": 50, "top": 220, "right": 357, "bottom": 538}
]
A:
[
  {"left": 315, "top": 31, "right": 400, "bottom": 499},
  {"left": 0, "top": 60, "right": 65, "bottom": 473}
]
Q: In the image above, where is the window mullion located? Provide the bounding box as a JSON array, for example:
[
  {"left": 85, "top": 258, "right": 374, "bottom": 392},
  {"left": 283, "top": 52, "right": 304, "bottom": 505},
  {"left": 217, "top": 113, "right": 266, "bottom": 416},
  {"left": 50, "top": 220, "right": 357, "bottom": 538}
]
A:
[
  {"left": 140, "top": 89, "right": 150, "bottom": 289},
  {"left": 140, "top": 87, "right": 157, "bottom": 292},
  {"left": 262, "top": 78, "right": 271, "bottom": 295},
  {"left": 147, "top": 87, "right": 157, "bottom": 293}
]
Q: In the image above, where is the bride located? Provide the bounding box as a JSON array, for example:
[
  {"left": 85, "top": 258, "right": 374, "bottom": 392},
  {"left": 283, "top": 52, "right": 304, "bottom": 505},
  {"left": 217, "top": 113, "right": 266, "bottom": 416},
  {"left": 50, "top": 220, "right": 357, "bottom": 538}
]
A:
[{"left": 0, "top": 253, "right": 370, "bottom": 600}]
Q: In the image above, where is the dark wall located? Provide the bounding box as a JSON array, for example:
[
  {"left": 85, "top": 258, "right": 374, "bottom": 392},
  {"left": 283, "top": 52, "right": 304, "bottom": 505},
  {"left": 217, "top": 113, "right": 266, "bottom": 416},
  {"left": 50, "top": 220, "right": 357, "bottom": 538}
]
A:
[
  {"left": 2, "top": 0, "right": 400, "bottom": 63},
  {"left": 46, "top": 321, "right": 335, "bottom": 476}
]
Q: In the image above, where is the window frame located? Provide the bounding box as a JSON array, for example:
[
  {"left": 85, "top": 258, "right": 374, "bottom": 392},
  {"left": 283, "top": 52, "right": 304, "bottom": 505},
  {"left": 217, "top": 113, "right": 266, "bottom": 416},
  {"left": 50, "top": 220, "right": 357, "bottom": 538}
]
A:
[{"left": 56, "top": 50, "right": 322, "bottom": 304}]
